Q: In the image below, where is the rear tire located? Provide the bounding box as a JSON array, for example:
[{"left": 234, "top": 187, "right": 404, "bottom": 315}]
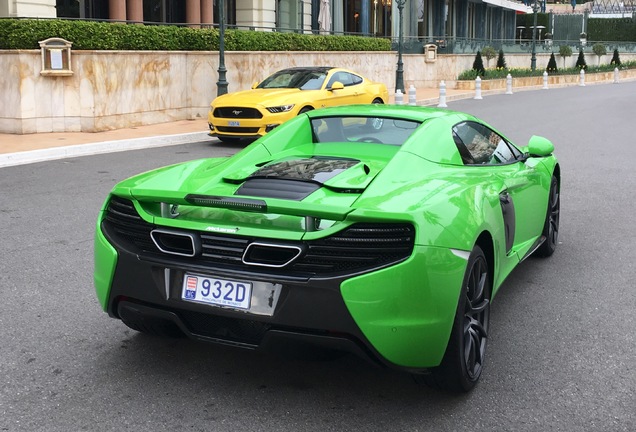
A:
[
  {"left": 366, "top": 99, "right": 384, "bottom": 130},
  {"left": 419, "top": 245, "right": 491, "bottom": 392},
  {"left": 535, "top": 175, "right": 560, "bottom": 257}
]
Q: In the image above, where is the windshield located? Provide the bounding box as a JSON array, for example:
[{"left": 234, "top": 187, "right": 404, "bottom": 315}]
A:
[
  {"left": 311, "top": 116, "right": 422, "bottom": 146},
  {"left": 257, "top": 69, "right": 327, "bottom": 90}
]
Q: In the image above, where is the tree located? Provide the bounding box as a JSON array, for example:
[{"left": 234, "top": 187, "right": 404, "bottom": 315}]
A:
[
  {"left": 592, "top": 43, "right": 607, "bottom": 66},
  {"left": 559, "top": 45, "right": 572, "bottom": 70},
  {"left": 575, "top": 49, "right": 587, "bottom": 70},
  {"left": 472, "top": 51, "right": 485, "bottom": 77},
  {"left": 481, "top": 46, "right": 497, "bottom": 68},
  {"left": 546, "top": 53, "right": 558, "bottom": 73},
  {"left": 496, "top": 49, "right": 507, "bottom": 70},
  {"left": 610, "top": 48, "right": 621, "bottom": 66}
]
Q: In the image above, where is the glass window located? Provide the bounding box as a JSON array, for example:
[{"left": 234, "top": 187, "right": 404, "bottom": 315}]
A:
[
  {"left": 311, "top": 116, "right": 421, "bottom": 146},
  {"left": 214, "top": 0, "right": 236, "bottom": 26},
  {"left": 326, "top": 72, "right": 362, "bottom": 88},
  {"left": 452, "top": 121, "right": 521, "bottom": 165},
  {"left": 277, "top": 0, "right": 299, "bottom": 31},
  {"left": 258, "top": 69, "right": 327, "bottom": 90}
]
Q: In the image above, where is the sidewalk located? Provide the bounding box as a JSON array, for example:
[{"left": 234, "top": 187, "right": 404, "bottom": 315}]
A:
[{"left": 0, "top": 87, "right": 471, "bottom": 168}]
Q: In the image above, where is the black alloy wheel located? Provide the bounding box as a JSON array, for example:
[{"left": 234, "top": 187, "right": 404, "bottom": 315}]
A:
[
  {"left": 535, "top": 175, "right": 560, "bottom": 257},
  {"left": 419, "top": 245, "right": 491, "bottom": 392},
  {"left": 462, "top": 249, "right": 490, "bottom": 382}
]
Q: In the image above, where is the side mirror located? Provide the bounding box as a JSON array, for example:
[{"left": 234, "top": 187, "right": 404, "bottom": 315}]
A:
[
  {"left": 527, "top": 135, "right": 554, "bottom": 157},
  {"left": 251, "top": 81, "right": 259, "bottom": 89},
  {"left": 329, "top": 81, "right": 344, "bottom": 91}
]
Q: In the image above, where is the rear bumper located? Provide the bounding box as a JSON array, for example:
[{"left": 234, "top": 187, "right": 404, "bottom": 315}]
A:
[{"left": 95, "top": 226, "right": 467, "bottom": 370}]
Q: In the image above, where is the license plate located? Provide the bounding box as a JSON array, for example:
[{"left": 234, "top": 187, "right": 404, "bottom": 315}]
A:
[
  {"left": 182, "top": 274, "right": 252, "bottom": 310},
  {"left": 228, "top": 121, "right": 240, "bottom": 127}
]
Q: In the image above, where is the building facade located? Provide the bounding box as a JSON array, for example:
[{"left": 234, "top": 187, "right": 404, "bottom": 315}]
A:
[{"left": 2, "top": 0, "right": 529, "bottom": 43}]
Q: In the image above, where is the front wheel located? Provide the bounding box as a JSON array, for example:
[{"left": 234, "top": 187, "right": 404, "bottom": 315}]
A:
[{"left": 419, "top": 245, "right": 491, "bottom": 392}]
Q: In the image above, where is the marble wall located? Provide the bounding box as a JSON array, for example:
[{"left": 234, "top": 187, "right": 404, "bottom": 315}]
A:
[{"left": 1, "top": 49, "right": 634, "bottom": 134}]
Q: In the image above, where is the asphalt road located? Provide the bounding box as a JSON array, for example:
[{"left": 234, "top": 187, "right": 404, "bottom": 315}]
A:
[{"left": 1, "top": 82, "right": 635, "bottom": 432}]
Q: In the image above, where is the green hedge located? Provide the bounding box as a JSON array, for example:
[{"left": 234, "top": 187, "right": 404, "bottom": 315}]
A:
[
  {"left": 588, "top": 17, "right": 636, "bottom": 42},
  {"left": 0, "top": 19, "right": 391, "bottom": 51}
]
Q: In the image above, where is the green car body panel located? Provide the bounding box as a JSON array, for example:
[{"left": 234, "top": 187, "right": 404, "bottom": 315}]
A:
[{"left": 94, "top": 104, "right": 558, "bottom": 371}]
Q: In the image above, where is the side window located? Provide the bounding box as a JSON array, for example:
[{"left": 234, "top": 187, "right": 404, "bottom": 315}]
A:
[
  {"left": 452, "top": 121, "right": 520, "bottom": 165},
  {"left": 326, "top": 72, "right": 341, "bottom": 88},
  {"left": 327, "top": 72, "right": 355, "bottom": 88},
  {"left": 350, "top": 74, "right": 363, "bottom": 86}
]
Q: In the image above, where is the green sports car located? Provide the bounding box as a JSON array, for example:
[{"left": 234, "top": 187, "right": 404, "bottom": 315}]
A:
[{"left": 94, "top": 104, "right": 560, "bottom": 392}]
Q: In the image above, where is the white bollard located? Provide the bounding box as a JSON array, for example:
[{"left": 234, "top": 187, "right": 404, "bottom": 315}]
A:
[
  {"left": 505, "top": 74, "right": 513, "bottom": 95},
  {"left": 408, "top": 85, "right": 417, "bottom": 106},
  {"left": 474, "top": 76, "right": 483, "bottom": 100},
  {"left": 437, "top": 80, "right": 448, "bottom": 108},
  {"left": 579, "top": 69, "right": 586, "bottom": 87},
  {"left": 543, "top": 71, "right": 549, "bottom": 89},
  {"left": 614, "top": 67, "right": 620, "bottom": 84},
  {"left": 395, "top": 89, "right": 404, "bottom": 105}
]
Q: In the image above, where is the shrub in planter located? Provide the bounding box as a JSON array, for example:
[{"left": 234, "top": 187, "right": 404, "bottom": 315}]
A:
[
  {"left": 472, "top": 51, "right": 486, "bottom": 77},
  {"left": 546, "top": 53, "right": 558, "bottom": 72},
  {"left": 592, "top": 43, "right": 607, "bottom": 65},
  {"left": 575, "top": 49, "right": 587, "bottom": 70},
  {"left": 611, "top": 48, "right": 621, "bottom": 66},
  {"left": 496, "top": 49, "right": 507, "bottom": 70},
  {"left": 559, "top": 45, "right": 572, "bottom": 69},
  {"left": 481, "top": 46, "right": 497, "bottom": 67}
]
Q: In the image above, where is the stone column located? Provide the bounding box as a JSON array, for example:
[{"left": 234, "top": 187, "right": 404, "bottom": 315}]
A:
[
  {"left": 109, "top": 0, "right": 126, "bottom": 21},
  {"left": 127, "top": 0, "right": 144, "bottom": 23},
  {"left": 201, "top": 0, "right": 214, "bottom": 27},
  {"left": 186, "top": 0, "right": 202, "bottom": 27}
]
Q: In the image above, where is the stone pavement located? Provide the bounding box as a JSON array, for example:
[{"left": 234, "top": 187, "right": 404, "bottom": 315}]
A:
[{"left": 0, "top": 86, "right": 473, "bottom": 168}]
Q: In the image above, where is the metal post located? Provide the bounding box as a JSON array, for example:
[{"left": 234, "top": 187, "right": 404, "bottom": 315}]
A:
[
  {"left": 408, "top": 85, "right": 417, "bottom": 105},
  {"left": 543, "top": 71, "right": 549, "bottom": 89},
  {"left": 530, "top": 0, "right": 539, "bottom": 71},
  {"left": 395, "top": 89, "right": 404, "bottom": 105},
  {"left": 614, "top": 67, "right": 619, "bottom": 83},
  {"left": 474, "top": 76, "right": 483, "bottom": 100},
  {"left": 505, "top": 73, "right": 513, "bottom": 95},
  {"left": 216, "top": 0, "right": 229, "bottom": 96},
  {"left": 394, "top": 0, "right": 406, "bottom": 93},
  {"left": 437, "top": 80, "right": 448, "bottom": 108},
  {"left": 579, "top": 69, "right": 586, "bottom": 87}
]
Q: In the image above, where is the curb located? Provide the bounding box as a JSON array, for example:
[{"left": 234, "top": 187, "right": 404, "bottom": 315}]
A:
[{"left": 0, "top": 131, "right": 214, "bottom": 168}]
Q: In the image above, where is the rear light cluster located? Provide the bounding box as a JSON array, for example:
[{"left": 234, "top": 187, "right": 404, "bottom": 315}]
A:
[{"left": 103, "top": 196, "right": 415, "bottom": 278}]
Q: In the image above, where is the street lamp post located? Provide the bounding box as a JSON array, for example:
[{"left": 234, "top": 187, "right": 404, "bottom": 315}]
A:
[
  {"left": 530, "top": 0, "right": 540, "bottom": 71},
  {"left": 394, "top": 0, "right": 406, "bottom": 93},
  {"left": 216, "top": 0, "right": 229, "bottom": 96}
]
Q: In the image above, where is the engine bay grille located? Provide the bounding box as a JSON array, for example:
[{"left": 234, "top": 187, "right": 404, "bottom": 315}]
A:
[{"left": 102, "top": 196, "right": 415, "bottom": 278}]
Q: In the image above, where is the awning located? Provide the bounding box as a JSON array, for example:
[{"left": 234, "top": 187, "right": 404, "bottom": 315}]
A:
[{"left": 482, "top": 0, "right": 532, "bottom": 13}]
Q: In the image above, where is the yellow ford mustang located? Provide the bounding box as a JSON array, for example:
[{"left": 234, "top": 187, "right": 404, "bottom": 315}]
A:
[{"left": 207, "top": 66, "right": 389, "bottom": 142}]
